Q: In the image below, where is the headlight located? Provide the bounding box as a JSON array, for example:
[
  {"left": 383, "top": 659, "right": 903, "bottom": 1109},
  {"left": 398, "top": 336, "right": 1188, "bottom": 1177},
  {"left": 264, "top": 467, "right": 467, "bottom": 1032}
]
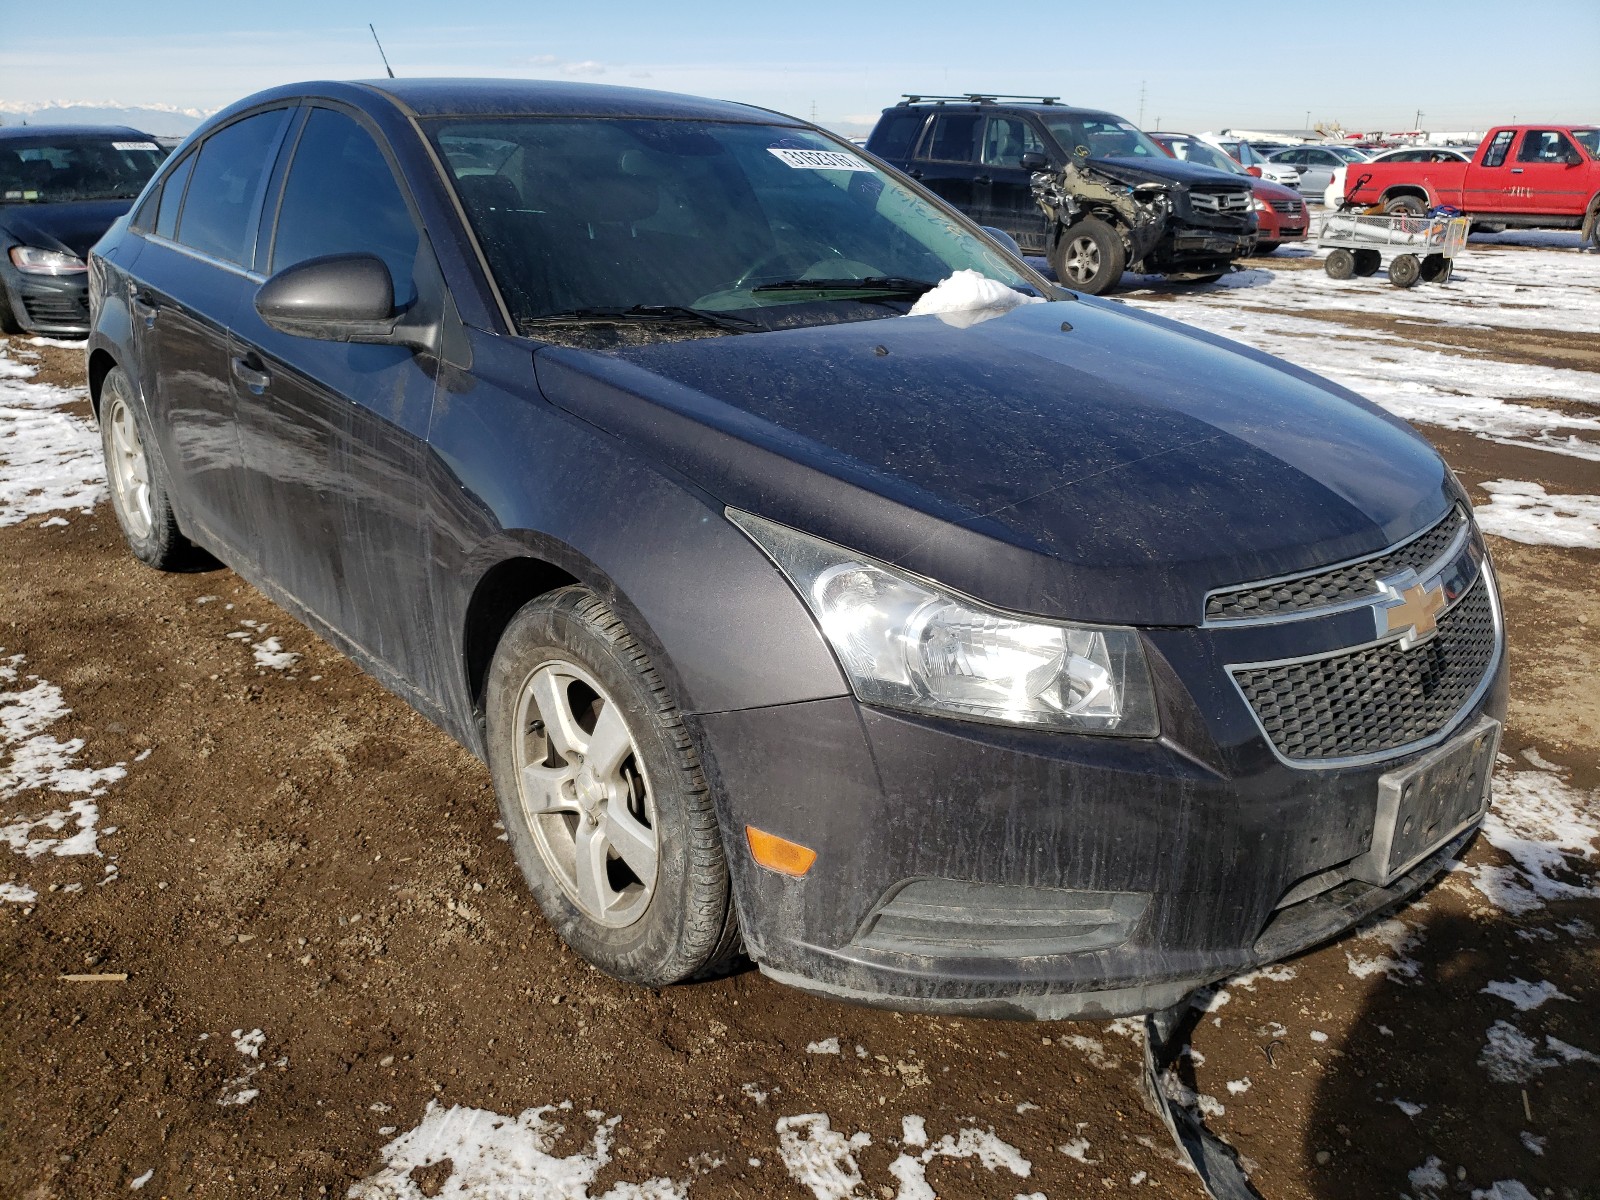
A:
[
  {"left": 729, "top": 510, "right": 1158, "bottom": 736},
  {"left": 1251, "top": 196, "right": 1270, "bottom": 212},
  {"left": 8, "top": 246, "right": 87, "bottom": 275}
]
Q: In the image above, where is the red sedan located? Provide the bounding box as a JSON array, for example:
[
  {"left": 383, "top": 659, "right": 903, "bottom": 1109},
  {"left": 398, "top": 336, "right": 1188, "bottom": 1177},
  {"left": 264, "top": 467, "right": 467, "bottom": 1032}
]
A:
[{"left": 1149, "top": 132, "right": 1309, "bottom": 253}]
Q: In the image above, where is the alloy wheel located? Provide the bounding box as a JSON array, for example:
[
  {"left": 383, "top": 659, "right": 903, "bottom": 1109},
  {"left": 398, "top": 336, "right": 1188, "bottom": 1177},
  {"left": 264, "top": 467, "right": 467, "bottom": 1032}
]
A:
[
  {"left": 105, "top": 393, "right": 153, "bottom": 540},
  {"left": 511, "top": 658, "right": 658, "bottom": 928},
  {"left": 1063, "top": 236, "right": 1102, "bottom": 285}
]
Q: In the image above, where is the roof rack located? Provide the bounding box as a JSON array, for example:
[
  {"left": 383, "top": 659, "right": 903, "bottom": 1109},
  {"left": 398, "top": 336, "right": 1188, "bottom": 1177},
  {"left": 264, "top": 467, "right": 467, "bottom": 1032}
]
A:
[{"left": 898, "top": 93, "right": 1064, "bottom": 106}]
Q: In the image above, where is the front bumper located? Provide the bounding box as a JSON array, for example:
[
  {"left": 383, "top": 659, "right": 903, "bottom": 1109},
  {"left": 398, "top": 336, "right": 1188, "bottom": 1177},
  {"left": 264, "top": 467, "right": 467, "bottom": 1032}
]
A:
[
  {"left": 0, "top": 264, "right": 91, "bottom": 335},
  {"left": 695, "top": 591, "right": 1507, "bottom": 1019}
]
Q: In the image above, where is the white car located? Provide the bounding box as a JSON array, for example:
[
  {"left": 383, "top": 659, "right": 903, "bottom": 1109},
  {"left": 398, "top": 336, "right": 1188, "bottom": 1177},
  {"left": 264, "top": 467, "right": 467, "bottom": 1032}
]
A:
[
  {"left": 1323, "top": 147, "right": 1471, "bottom": 208},
  {"left": 1197, "top": 134, "right": 1303, "bottom": 189}
]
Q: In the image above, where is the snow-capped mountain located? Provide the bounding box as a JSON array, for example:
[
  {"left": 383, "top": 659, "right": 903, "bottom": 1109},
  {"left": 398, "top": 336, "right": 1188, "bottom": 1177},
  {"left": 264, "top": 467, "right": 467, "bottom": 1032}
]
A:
[{"left": 0, "top": 100, "right": 210, "bottom": 137}]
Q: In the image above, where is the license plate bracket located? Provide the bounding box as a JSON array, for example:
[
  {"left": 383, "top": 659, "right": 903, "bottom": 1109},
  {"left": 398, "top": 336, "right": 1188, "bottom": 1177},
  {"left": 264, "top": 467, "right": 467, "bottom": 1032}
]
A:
[{"left": 1350, "top": 716, "right": 1501, "bottom": 886}]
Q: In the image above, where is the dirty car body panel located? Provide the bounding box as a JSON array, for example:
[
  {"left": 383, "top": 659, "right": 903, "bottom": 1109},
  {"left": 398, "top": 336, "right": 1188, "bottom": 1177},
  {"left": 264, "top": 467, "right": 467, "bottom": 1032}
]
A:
[{"left": 88, "top": 79, "right": 1507, "bottom": 1018}]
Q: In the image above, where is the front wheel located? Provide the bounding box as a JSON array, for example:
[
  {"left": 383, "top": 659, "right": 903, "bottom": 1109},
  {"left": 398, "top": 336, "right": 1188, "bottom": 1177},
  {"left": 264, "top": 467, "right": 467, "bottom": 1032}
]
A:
[
  {"left": 485, "top": 586, "right": 739, "bottom": 986},
  {"left": 100, "top": 367, "right": 192, "bottom": 569},
  {"left": 1353, "top": 249, "right": 1382, "bottom": 277},
  {"left": 1049, "top": 217, "right": 1126, "bottom": 295},
  {"left": 1389, "top": 253, "right": 1422, "bottom": 288},
  {"left": 1325, "top": 249, "right": 1356, "bottom": 280}
]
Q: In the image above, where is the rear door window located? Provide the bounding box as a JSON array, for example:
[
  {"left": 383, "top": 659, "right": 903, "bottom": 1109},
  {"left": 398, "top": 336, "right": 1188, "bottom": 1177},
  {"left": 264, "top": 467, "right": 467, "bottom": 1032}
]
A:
[
  {"left": 175, "top": 110, "right": 289, "bottom": 266},
  {"left": 268, "top": 107, "right": 420, "bottom": 305},
  {"left": 922, "top": 114, "right": 980, "bottom": 163}
]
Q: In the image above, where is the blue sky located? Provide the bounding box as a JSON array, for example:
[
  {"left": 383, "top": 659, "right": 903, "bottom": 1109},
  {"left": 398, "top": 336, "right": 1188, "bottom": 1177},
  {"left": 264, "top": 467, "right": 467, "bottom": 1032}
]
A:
[{"left": 3, "top": 0, "right": 1597, "bottom": 135}]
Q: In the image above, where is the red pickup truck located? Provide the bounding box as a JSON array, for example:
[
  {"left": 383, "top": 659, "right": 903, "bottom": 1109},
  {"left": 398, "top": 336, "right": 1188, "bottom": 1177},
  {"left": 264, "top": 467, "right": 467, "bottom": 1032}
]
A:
[{"left": 1343, "top": 124, "right": 1600, "bottom": 244}]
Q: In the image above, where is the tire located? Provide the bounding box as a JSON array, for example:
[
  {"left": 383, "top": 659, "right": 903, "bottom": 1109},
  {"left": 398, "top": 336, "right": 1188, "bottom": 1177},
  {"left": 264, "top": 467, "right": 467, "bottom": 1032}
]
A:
[
  {"left": 1353, "top": 249, "right": 1382, "bottom": 277},
  {"left": 1049, "top": 217, "right": 1126, "bottom": 295},
  {"left": 1324, "top": 249, "right": 1356, "bottom": 280},
  {"left": 0, "top": 287, "right": 21, "bottom": 334},
  {"left": 1383, "top": 194, "right": 1427, "bottom": 217},
  {"left": 99, "top": 366, "right": 192, "bottom": 570},
  {"left": 1419, "top": 254, "right": 1451, "bottom": 283},
  {"left": 1255, "top": 241, "right": 1281, "bottom": 255},
  {"left": 1389, "top": 253, "right": 1422, "bottom": 288},
  {"left": 485, "top": 586, "right": 738, "bottom": 987}
]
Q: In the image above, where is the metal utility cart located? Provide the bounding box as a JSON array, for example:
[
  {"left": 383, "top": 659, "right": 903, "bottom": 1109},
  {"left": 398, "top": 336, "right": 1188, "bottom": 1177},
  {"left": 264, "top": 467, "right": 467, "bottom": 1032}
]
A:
[{"left": 1317, "top": 211, "right": 1470, "bottom": 287}]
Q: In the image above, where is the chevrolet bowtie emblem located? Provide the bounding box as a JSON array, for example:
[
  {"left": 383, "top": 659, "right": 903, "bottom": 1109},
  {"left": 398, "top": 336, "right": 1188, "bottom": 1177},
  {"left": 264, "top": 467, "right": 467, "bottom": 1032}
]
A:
[{"left": 1374, "top": 570, "right": 1448, "bottom": 650}]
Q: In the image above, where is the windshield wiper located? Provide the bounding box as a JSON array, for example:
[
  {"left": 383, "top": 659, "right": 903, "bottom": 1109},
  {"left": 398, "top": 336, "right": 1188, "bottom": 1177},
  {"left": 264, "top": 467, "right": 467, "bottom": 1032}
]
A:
[
  {"left": 751, "top": 276, "right": 939, "bottom": 296},
  {"left": 519, "top": 305, "right": 756, "bottom": 334}
]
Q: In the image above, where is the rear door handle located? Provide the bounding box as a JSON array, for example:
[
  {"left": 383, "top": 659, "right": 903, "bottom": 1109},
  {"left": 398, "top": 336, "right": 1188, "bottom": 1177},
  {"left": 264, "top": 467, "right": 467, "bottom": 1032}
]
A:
[
  {"left": 231, "top": 354, "right": 271, "bottom": 393},
  {"left": 974, "top": 174, "right": 992, "bottom": 185},
  {"left": 908, "top": 168, "right": 923, "bottom": 179}
]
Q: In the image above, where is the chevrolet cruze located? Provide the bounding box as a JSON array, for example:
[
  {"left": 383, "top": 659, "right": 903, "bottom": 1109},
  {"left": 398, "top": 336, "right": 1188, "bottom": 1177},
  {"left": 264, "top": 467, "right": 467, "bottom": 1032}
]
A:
[{"left": 86, "top": 80, "right": 1506, "bottom": 1018}]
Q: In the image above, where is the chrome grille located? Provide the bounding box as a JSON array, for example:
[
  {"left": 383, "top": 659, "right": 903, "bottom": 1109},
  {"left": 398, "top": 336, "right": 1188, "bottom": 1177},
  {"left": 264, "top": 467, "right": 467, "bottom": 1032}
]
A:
[
  {"left": 1207, "top": 508, "right": 1467, "bottom": 622},
  {"left": 1190, "top": 189, "right": 1252, "bottom": 215},
  {"left": 1269, "top": 199, "right": 1304, "bottom": 215},
  {"left": 1232, "top": 576, "right": 1496, "bottom": 762}
]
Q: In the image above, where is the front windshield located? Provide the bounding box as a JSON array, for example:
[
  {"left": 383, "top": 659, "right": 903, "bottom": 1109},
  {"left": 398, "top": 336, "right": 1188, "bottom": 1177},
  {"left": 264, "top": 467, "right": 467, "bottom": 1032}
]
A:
[
  {"left": 1038, "top": 113, "right": 1166, "bottom": 160},
  {"left": 1159, "top": 136, "right": 1244, "bottom": 175},
  {"left": 1330, "top": 146, "right": 1371, "bottom": 163},
  {"left": 0, "top": 136, "right": 167, "bottom": 204},
  {"left": 1571, "top": 129, "right": 1599, "bottom": 158},
  {"left": 428, "top": 118, "right": 1035, "bottom": 330}
]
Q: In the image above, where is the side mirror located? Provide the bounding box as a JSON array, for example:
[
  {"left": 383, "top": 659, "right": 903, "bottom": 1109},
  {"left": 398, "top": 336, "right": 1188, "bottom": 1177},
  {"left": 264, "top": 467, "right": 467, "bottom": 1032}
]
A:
[
  {"left": 979, "top": 226, "right": 1024, "bottom": 257},
  {"left": 1019, "top": 151, "right": 1049, "bottom": 172},
  {"left": 1246, "top": 166, "right": 1263, "bottom": 177},
  {"left": 254, "top": 253, "right": 432, "bottom": 350}
]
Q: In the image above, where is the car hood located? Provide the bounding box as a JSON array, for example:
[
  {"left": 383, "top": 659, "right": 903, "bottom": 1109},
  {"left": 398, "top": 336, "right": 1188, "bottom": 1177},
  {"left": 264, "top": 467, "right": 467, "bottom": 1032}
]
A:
[
  {"left": 1089, "top": 156, "right": 1245, "bottom": 190},
  {"left": 533, "top": 299, "right": 1454, "bottom": 626},
  {"left": 0, "top": 199, "right": 132, "bottom": 259},
  {"left": 1249, "top": 177, "right": 1303, "bottom": 202}
]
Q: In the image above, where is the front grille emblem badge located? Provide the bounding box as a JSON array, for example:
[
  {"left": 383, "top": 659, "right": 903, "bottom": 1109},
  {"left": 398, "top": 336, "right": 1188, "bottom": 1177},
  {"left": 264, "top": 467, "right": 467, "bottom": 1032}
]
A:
[{"left": 1374, "top": 569, "right": 1447, "bottom": 650}]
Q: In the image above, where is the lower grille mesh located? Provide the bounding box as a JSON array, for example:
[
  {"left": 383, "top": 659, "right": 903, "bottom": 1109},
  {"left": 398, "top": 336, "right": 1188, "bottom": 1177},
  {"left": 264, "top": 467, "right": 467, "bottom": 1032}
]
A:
[{"left": 1233, "top": 576, "right": 1496, "bottom": 761}]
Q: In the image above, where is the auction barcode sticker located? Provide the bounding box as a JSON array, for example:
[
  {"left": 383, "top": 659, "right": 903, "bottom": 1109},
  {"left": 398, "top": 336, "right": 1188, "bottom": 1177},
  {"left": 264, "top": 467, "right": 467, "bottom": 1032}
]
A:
[
  {"left": 113, "top": 141, "right": 160, "bottom": 151},
  {"left": 768, "top": 148, "right": 874, "bottom": 171}
]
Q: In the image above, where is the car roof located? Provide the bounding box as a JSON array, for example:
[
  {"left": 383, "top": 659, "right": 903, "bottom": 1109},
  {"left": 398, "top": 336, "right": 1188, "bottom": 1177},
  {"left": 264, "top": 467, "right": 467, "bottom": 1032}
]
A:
[
  {"left": 352, "top": 78, "right": 804, "bottom": 125},
  {"left": 0, "top": 124, "right": 154, "bottom": 141}
]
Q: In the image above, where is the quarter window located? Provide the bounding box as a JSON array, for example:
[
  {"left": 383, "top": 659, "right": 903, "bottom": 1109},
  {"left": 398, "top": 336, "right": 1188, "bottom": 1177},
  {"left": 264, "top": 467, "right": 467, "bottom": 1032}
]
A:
[
  {"left": 154, "top": 152, "right": 195, "bottom": 240},
  {"left": 1481, "top": 130, "right": 1516, "bottom": 168},
  {"left": 176, "top": 110, "right": 288, "bottom": 265},
  {"left": 270, "top": 107, "right": 420, "bottom": 304},
  {"left": 923, "top": 114, "right": 981, "bottom": 163},
  {"left": 871, "top": 112, "right": 924, "bottom": 161}
]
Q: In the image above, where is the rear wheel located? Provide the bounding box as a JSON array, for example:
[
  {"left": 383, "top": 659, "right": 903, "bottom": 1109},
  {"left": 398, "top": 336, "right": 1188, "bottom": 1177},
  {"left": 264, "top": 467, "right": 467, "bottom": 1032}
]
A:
[
  {"left": 485, "top": 586, "right": 739, "bottom": 986},
  {"left": 1049, "top": 217, "right": 1126, "bottom": 295},
  {"left": 1383, "top": 194, "right": 1427, "bottom": 217},
  {"left": 1325, "top": 249, "right": 1356, "bottom": 280},
  {"left": 1389, "top": 253, "right": 1422, "bottom": 288},
  {"left": 1353, "top": 249, "right": 1382, "bottom": 277},
  {"left": 1419, "top": 254, "right": 1452, "bottom": 283},
  {"left": 100, "top": 367, "right": 191, "bottom": 570}
]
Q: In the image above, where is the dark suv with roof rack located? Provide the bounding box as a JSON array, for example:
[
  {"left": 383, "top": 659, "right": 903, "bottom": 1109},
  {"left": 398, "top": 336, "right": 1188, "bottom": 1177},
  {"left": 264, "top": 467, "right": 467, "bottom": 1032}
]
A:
[{"left": 867, "top": 95, "right": 1257, "bottom": 293}]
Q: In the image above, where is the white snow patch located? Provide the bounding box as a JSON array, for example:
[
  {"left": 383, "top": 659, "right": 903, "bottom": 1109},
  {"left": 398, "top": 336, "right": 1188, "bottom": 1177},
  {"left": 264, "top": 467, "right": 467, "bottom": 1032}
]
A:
[
  {"left": 1058, "top": 1137, "right": 1097, "bottom": 1163},
  {"left": 1479, "top": 1020, "right": 1600, "bottom": 1083},
  {"left": 888, "top": 1126, "right": 1030, "bottom": 1199},
  {"left": 1391, "top": 1099, "right": 1425, "bottom": 1117},
  {"left": 1228, "top": 964, "right": 1296, "bottom": 990},
  {"left": 0, "top": 880, "right": 37, "bottom": 903},
  {"left": 1519, "top": 1131, "right": 1546, "bottom": 1156},
  {"left": 1226, "top": 1078, "right": 1251, "bottom": 1095},
  {"left": 1345, "top": 916, "right": 1424, "bottom": 981},
  {"left": 1130, "top": 1171, "right": 1147, "bottom": 1186},
  {"left": 740, "top": 1083, "right": 769, "bottom": 1106},
  {"left": 1476, "top": 481, "right": 1600, "bottom": 548},
  {"left": 251, "top": 637, "right": 300, "bottom": 672},
  {"left": 1309, "top": 1030, "right": 1329, "bottom": 1043},
  {"left": 1060, "top": 1033, "right": 1121, "bottom": 1070},
  {"left": 1409, "top": 1156, "right": 1448, "bottom": 1198},
  {"left": 901, "top": 1115, "right": 927, "bottom": 1147},
  {"left": 1481, "top": 978, "right": 1573, "bottom": 1012},
  {"left": 1472, "top": 1183, "right": 1539, "bottom": 1200},
  {"left": 908, "top": 270, "right": 1046, "bottom": 327},
  {"left": 1160, "top": 1070, "right": 1225, "bottom": 1118},
  {"left": 347, "top": 1101, "right": 688, "bottom": 1198},
  {"left": 805, "top": 1037, "right": 840, "bottom": 1055},
  {"left": 1470, "top": 766, "right": 1600, "bottom": 914},
  {"left": 0, "top": 345, "right": 104, "bottom": 526},
  {"left": 775, "top": 1113, "right": 870, "bottom": 1200},
  {"left": 216, "top": 1028, "right": 281, "bottom": 1108},
  {"left": 129, "top": 1169, "right": 153, "bottom": 1190}
]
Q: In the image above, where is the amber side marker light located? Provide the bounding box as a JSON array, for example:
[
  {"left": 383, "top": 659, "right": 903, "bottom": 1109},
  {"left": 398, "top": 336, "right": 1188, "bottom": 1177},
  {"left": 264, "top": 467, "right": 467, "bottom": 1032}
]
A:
[{"left": 745, "top": 826, "right": 818, "bottom": 878}]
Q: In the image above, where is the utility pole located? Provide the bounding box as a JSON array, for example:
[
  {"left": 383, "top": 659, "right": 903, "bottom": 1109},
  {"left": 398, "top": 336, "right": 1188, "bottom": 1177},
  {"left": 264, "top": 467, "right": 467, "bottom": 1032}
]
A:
[
  {"left": 1138, "top": 80, "right": 1147, "bottom": 127},
  {"left": 1414, "top": 108, "right": 1423, "bottom": 130},
  {"left": 1304, "top": 109, "right": 1310, "bottom": 131}
]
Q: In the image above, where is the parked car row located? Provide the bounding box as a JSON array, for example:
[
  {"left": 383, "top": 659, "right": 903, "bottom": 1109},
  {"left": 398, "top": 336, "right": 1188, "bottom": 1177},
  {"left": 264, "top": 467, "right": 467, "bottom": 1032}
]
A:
[{"left": 81, "top": 77, "right": 1508, "bottom": 1019}]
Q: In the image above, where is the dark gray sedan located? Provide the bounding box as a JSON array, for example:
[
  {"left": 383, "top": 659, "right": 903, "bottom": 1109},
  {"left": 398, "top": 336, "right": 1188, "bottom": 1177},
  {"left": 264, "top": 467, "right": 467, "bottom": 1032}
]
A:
[{"left": 86, "top": 79, "right": 1505, "bottom": 1019}]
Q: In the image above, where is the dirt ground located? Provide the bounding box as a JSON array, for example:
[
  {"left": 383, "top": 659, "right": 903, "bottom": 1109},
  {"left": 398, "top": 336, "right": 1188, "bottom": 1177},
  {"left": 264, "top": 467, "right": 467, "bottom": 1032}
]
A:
[{"left": 2, "top": 241, "right": 1597, "bottom": 1200}]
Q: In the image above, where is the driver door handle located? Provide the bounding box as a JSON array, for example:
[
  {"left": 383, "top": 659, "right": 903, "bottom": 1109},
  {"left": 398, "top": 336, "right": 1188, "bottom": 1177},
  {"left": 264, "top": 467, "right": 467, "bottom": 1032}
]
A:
[
  {"left": 908, "top": 168, "right": 923, "bottom": 179},
  {"left": 231, "top": 354, "right": 271, "bottom": 393}
]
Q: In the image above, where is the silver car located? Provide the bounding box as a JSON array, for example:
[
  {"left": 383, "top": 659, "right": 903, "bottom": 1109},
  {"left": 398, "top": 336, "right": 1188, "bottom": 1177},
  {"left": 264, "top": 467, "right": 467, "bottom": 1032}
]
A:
[{"left": 1269, "top": 144, "right": 1372, "bottom": 200}]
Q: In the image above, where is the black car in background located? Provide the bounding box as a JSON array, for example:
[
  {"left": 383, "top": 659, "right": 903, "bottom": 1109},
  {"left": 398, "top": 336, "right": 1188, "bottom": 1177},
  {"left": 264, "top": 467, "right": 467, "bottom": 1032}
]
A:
[
  {"left": 0, "top": 126, "right": 167, "bottom": 335},
  {"left": 87, "top": 79, "right": 1504, "bottom": 1019},
  {"left": 866, "top": 95, "right": 1257, "bottom": 293}
]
